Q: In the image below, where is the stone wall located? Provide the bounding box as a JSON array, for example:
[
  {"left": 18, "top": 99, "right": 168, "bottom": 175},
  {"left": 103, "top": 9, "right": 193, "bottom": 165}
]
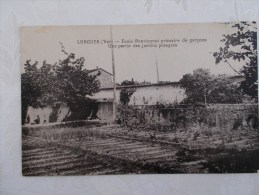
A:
[
  {"left": 26, "top": 106, "right": 53, "bottom": 124},
  {"left": 26, "top": 105, "right": 70, "bottom": 125},
  {"left": 97, "top": 102, "right": 114, "bottom": 122},
  {"left": 25, "top": 102, "right": 99, "bottom": 125},
  {"left": 119, "top": 104, "right": 258, "bottom": 131}
]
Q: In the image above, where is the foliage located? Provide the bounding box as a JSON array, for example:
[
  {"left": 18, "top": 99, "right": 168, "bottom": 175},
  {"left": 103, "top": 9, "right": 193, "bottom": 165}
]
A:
[
  {"left": 213, "top": 22, "right": 257, "bottom": 100},
  {"left": 120, "top": 88, "right": 136, "bottom": 106},
  {"left": 21, "top": 43, "right": 100, "bottom": 124},
  {"left": 119, "top": 79, "right": 136, "bottom": 106},
  {"left": 116, "top": 105, "right": 138, "bottom": 126},
  {"left": 139, "top": 80, "right": 151, "bottom": 85},
  {"left": 53, "top": 47, "right": 100, "bottom": 107},
  {"left": 158, "top": 81, "right": 171, "bottom": 84},
  {"left": 120, "top": 78, "right": 137, "bottom": 86},
  {"left": 21, "top": 60, "right": 55, "bottom": 123},
  {"left": 118, "top": 79, "right": 151, "bottom": 86},
  {"left": 179, "top": 68, "right": 243, "bottom": 104}
]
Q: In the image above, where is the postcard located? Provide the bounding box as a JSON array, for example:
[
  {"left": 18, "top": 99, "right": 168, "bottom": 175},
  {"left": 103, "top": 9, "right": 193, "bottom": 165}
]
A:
[{"left": 21, "top": 22, "right": 258, "bottom": 176}]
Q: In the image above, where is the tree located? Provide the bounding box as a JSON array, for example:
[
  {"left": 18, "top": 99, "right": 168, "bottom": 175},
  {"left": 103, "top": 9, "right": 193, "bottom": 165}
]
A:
[
  {"left": 119, "top": 79, "right": 136, "bottom": 106},
  {"left": 213, "top": 21, "right": 257, "bottom": 100},
  {"left": 21, "top": 43, "right": 100, "bottom": 124},
  {"left": 21, "top": 60, "right": 42, "bottom": 124},
  {"left": 22, "top": 59, "right": 57, "bottom": 123},
  {"left": 119, "top": 78, "right": 138, "bottom": 86},
  {"left": 52, "top": 44, "right": 100, "bottom": 107},
  {"left": 179, "top": 68, "right": 243, "bottom": 104}
]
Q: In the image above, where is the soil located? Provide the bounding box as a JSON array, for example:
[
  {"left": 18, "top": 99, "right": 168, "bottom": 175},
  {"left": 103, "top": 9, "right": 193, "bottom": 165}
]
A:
[{"left": 22, "top": 124, "right": 259, "bottom": 175}]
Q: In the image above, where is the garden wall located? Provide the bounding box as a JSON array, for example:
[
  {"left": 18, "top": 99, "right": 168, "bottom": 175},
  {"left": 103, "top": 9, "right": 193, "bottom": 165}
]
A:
[
  {"left": 25, "top": 102, "right": 100, "bottom": 125},
  {"left": 119, "top": 104, "right": 258, "bottom": 131}
]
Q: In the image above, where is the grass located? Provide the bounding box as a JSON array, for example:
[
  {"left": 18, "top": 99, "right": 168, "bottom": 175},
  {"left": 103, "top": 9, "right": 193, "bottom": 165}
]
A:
[
  {"left": 23, "top": 120, "right": 110, "bottom": 142},
  {"left": 23, "top": 120, "right": 258, "bottom": 150}
]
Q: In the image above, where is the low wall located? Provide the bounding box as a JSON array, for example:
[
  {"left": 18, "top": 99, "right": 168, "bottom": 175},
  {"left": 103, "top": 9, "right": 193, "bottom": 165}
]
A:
[
  {"left": 26, "top": 105, "right": 73, "bottom": 125},
  {"left": 118, "top": 104, "right": 258, "bottom": 131},
  {"left": 25, "top": 102, "right": 100, "bottom": 125},
  {"left": 97, "top": 102, "right": 113, "bottom": 122}
]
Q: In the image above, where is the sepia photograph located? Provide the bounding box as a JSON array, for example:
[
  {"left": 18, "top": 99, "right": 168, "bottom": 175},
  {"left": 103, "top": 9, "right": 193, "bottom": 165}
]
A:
[{"left": 21, "top": 22, "right": 258, "bottom": 176}]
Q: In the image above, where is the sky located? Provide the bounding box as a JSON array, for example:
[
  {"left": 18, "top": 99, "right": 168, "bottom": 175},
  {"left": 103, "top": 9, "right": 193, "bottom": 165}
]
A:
[{"left": 20, "top": 23, "right": 247, "bottom": 83}]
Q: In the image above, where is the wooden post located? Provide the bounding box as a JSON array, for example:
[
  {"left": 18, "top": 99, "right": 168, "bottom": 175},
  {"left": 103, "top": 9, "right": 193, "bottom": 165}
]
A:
[
  {"left": 156, "top": 55, "right": 159, "bottom": 83},
  {"left": 110, "top": 25, "right": 117, "bottom": 122}
]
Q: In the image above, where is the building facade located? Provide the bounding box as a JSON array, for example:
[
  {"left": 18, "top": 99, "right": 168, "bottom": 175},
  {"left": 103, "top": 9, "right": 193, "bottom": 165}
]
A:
[
  {"left": 87, "top": 68, "right": 113, "bottom": 89},
  {"left": 24, "top": 67, "right": 244, "bottom": 124},
  {"left": 91, "top": 82, "right": 185, "bottom": 106}
]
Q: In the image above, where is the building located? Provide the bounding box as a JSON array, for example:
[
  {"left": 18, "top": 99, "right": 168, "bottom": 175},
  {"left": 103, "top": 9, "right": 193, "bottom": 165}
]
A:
[
  {"left": 25, "top": 68, "right": 114, "bottom": 125},
  {"left": 24, "top": 67, "right": 245, "bottom": 124},
  {"left": 86, "top": 68, "right": 113, "bottom": 89},
  {"left": 86, "top": 67, "right": 185, "bottom": 106},
  {"left": 90, "top": 82, "right": 185, "bottom": 106}
]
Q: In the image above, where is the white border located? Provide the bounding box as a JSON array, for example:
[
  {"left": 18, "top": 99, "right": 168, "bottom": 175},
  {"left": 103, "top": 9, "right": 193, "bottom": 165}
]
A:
[{"left": 1, "top": 0, "right": 259, "bottom": 194}]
